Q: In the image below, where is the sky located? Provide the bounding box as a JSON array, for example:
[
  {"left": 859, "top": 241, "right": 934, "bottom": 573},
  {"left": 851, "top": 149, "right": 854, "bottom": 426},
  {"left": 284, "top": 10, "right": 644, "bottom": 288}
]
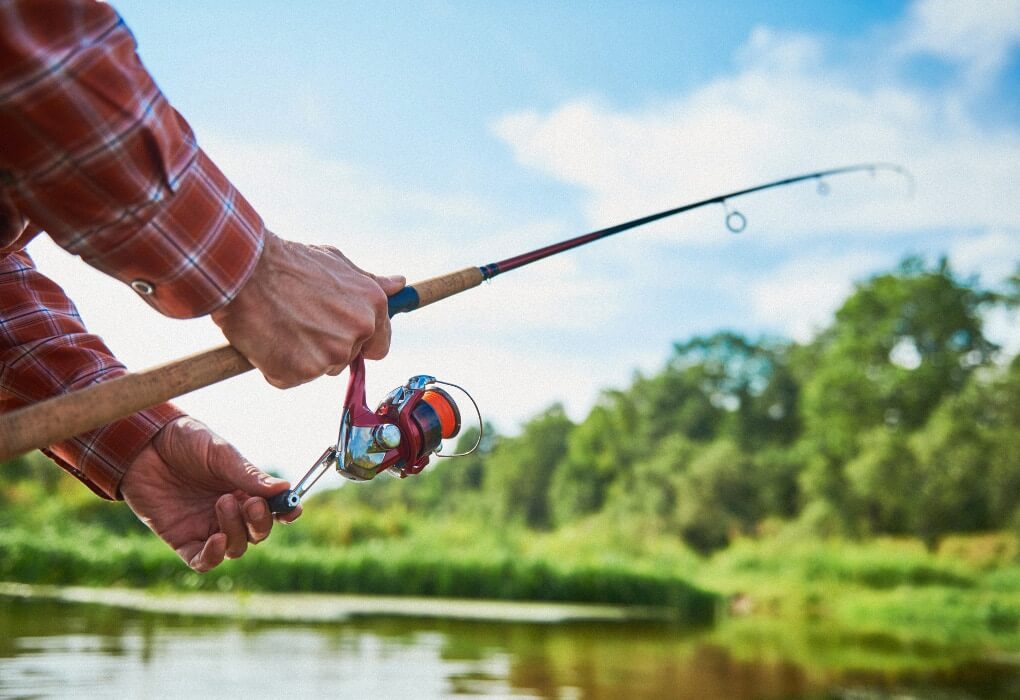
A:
[{"left": 28, "top": 0, "right": 1020, "bottom": 482}]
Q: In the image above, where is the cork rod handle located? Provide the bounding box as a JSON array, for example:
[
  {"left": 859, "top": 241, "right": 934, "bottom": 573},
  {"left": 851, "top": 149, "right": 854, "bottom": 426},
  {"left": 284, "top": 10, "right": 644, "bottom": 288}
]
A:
[
  {"left": 0, "top": 268, "right": 486, "bottom": 463},
  {"left": 0, "top": 345, "right": 252, "bottom": 463}
]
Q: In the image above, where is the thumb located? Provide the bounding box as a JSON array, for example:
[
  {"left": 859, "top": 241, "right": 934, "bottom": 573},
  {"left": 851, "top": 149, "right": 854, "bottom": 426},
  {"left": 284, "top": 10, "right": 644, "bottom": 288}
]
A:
[{"left": 374, "top": 274, "right": 406, "bottom": 296}]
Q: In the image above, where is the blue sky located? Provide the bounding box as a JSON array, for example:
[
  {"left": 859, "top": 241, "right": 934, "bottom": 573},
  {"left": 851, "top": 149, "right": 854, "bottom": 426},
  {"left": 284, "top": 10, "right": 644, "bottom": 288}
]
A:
[{"left": 31, "top": 0, "right": 1020, "bottom": 479}]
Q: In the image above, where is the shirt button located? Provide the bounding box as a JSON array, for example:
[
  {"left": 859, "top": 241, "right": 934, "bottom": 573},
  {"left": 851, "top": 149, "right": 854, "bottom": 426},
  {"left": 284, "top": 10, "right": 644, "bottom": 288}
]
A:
[{"left": 131, "top": 279, "right": 156, "bottom": 295}]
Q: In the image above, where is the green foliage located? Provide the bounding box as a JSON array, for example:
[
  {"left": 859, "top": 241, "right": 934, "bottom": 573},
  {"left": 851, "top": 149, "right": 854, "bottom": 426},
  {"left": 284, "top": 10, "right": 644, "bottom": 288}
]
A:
[
  {"left": 909, "top": 387, "right": 995, "bottom": 541},
  {"left": 800, "top": 257, "right": 995, "bottom": 458},
  {"left": 670, "top": 441, "right": 764, "bottom": 552},
  {"left": 706, "top": 537, "right": 975, "bottom": 591},
  {"left": 482, "top": 404, "right": 572, "bottom": 528},
  {"left": 844, "top": 427, "right": 918, "bottom": 535},
  {"left": 2, "top": 255, "right": 1019, "bottom": 614},
  {"left": 549, "top": 398, "right": 635, "bottom": 525},
  {"left": 604, "top": 434, "right": 698, "bottom": 523},
  {"left": 670, "top": 333, "right": 800, "bottom": 449}
]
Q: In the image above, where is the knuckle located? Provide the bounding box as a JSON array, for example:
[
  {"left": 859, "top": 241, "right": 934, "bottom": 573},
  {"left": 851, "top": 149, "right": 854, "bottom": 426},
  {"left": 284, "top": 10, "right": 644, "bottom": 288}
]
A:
[
  {"left": 313, "top": 244, "right": 342, "bottom": 259},
  {"left": 367, "top": 284, "right": 388, "bottom": 314},
  {"left": 363, "top": 336, "right": 391, "bottom": 361},
  {"left": 355, "top": 315, "right": 376, "bottom": 340},
  {"left": 328, "top": 348, "right": 352, "bottom": 370}
]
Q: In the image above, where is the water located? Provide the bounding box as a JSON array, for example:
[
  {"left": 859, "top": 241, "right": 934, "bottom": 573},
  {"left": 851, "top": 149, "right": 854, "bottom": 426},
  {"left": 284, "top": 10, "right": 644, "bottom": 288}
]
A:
[{"left": 2, "top": 597, "right": 1020, "bottom": 699}]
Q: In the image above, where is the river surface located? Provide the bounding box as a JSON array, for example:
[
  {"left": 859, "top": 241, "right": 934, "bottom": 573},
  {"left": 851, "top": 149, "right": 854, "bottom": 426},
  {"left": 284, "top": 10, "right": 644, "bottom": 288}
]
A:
[{"left": 2, "top": 596, "right": 1020, "bottom": 699}]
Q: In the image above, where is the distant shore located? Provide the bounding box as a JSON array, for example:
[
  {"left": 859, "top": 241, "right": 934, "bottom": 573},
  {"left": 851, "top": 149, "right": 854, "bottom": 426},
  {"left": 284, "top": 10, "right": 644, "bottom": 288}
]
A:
[{"left": 0, "top": 581, "right": 679, "bottom": 625}]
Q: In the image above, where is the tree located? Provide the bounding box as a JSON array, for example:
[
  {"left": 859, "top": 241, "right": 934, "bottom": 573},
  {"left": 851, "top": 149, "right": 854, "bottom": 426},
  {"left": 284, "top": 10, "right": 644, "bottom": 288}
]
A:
[
  {"left": 547, "top": 384, "right": 657, "bottom": 525},
  {"left": 909, "top": 389, "right": 994, "bottom": 542},
  {"left": 673, "top": 440, "right": 762, "bottom": 553},
  {"left": 844, "top": 426, "right": 918, "bottom": 534},
  {"left": 799, "top": 257, "right": 996, "bottom": 462},
  {"left": 603, "top": 434, "right": 699, "bottom": 523},
  {"left": 389, "top": 422, "right": 499, "bottom": 515},
  {"left": 630, "top": 332, "right": 799, "bottom": 450},
  {"left": 482, "top": 404, "right": 573, "bottom": 528}
]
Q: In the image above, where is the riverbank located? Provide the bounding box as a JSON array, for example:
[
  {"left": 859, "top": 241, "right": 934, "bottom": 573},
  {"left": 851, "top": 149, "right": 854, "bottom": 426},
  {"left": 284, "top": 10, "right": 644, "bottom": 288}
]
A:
[
  {"left": 7, "top": 511, "right": 1020, "bottom": 650},
  {"left": 0, "top": 581, "right": 680, "bottom": 624},
  {"left": 0, "top": 524, "right": 718, "bottom": 623}
]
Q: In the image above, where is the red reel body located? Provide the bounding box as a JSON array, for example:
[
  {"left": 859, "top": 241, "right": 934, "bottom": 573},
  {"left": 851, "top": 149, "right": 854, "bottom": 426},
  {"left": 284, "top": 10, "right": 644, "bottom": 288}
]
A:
[
  {"left": 341, "top": 355, "right": 462, "bottom": 480},
  {"left": 268, "top": 356, "right": 476, "bottom": 514}
]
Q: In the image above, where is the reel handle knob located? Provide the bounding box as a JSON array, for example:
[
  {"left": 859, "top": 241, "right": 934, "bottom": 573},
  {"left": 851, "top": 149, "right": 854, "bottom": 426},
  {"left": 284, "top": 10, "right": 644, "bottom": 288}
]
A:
[{"left": 267, "top": 490, "right": 301, "bottom": 515}]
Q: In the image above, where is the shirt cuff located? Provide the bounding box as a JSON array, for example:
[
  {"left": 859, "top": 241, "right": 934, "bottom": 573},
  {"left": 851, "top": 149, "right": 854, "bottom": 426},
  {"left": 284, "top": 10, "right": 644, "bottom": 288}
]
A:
[
  {"left": 67, "top": 144, "right": 267, "bottom": 320},
  {"left": 43, "top": 378, "right": 185, "bottom": 500}
]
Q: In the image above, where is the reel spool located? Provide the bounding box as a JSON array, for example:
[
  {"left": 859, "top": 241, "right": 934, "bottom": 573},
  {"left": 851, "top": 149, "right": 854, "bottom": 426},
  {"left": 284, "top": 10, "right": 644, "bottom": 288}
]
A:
[{"left": 267, "top": 356, "right": 480, "bottom": 514}]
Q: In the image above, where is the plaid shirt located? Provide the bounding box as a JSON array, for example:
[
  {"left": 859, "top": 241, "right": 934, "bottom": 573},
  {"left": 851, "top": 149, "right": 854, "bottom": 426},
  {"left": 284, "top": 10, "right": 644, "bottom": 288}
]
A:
[{"left": 0, "top": 0, "right": 266, "bottom": 498}]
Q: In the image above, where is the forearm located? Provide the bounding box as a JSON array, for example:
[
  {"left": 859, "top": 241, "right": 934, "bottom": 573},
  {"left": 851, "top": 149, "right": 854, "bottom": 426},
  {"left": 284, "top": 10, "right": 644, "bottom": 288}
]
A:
[
  {"left": 0, "top": 0, "right": 398, "bottom": 397},
  {"left": 0, "top": 0, "right": 265, "bottom": 318},
  {"left": 0, "top": 249, "right": 183, "bottom": 498}
]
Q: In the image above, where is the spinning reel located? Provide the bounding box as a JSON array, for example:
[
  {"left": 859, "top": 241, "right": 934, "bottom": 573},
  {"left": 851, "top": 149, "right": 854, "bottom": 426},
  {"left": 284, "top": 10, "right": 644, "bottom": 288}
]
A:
[{"left": 267, "top": 355, "right": 480, "bottom": 515}]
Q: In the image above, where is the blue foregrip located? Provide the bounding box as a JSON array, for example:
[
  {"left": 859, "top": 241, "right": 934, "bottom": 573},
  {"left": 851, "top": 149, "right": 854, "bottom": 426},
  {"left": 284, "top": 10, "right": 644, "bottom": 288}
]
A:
[{"left": 387, "top": 286, "right": 420, "bottom": 317}]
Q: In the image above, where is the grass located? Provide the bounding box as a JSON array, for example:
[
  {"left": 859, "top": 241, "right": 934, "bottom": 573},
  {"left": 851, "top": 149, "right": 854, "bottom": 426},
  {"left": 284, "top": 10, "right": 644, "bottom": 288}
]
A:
[
  {"left": 7, "top": 485, "right": 1020, "bottom": 660},
  {"left": 0, "top": 521, "right": 717, "bottom": 623}
]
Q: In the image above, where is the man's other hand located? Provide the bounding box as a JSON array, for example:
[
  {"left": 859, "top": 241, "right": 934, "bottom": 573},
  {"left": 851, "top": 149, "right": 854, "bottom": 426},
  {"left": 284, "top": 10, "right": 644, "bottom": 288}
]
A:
[
  {"left": 120, "top": 416, "right": 300, "bottom": 572},
  {"left": 210, "top": 232, "right": 406, "bottom": 389}
]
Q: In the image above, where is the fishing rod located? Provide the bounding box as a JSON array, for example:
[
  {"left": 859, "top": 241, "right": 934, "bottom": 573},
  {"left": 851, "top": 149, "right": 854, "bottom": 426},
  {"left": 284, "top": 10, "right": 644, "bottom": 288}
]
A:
[
  {"left": 0, "top": 162, "right": 909, "bottom": 511},
  {"left": 385, "top": 162, "right": 910, "bottom": 317}
]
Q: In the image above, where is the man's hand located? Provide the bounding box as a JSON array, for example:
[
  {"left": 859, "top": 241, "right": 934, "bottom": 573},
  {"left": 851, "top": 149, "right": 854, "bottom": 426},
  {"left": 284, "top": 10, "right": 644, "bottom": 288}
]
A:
[
  {"left": 211, "top": 232, "right": 406, "bottom": 389},
  {"left": 120, "top": 416, "right": 299, "bottom": 572}
]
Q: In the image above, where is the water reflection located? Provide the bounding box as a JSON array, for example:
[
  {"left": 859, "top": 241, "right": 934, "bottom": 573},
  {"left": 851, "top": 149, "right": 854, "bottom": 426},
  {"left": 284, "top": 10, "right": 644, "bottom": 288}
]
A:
[{"left": 2, "top": 597, "right": 1019, "bottom": 699}]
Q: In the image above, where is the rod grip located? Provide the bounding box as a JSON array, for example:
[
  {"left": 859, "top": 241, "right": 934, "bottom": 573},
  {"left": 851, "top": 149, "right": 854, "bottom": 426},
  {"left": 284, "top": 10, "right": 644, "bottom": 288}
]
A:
[
  {"left": 0, "top": 269, "right": 485, "bottom": 463},
  {"left": 388, "top": 267, "right": 484, "bottom": 316},
  {"left": 0, "top": 345, "right": 253, "bottom": 463}
]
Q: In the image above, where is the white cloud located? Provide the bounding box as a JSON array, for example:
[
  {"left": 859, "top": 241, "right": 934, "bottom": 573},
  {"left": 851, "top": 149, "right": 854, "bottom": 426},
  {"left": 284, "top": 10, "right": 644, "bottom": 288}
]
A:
[
  {"left": 200, "top": 137, "right": 495, "bottom": 275},
  {"left": 492, "top": 0, "right": 1020, "bottom": 245},
  {"left": 492, "top": 0, "right": 1020, "bottom": 347},
  {"left": 985, "top": 307, "right": 1020, "bottom": 358},
  {"left": 493, "top": 69, "right": 1019, "bottom": 245},
  {"left": 749, "top": 251, "right": 888, "bottom": 342},
  {"left": 736, "top": 26, "right": 826, "bottom": 73},
  {"left": 898, "top": 0, "right": 1020, "bottom": 86},
  {"left": 948, "top": 229, "right": 1020, "bottom": 285}
]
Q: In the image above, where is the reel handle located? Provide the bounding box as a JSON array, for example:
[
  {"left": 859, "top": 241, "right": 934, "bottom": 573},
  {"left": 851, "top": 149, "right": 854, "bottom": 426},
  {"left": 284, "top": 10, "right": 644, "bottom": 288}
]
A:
[{"left": 267, "top": 490, "right": 301, "bottom": 515}]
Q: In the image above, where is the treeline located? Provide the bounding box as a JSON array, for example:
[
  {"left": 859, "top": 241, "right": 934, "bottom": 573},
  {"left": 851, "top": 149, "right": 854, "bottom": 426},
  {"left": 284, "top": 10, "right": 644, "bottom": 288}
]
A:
[
  {"left": 329, "top": 256, "right": 1020, "bottom": 553},
  {"left": 1, "top": 256, "right": 1018, "bottom": 565}
]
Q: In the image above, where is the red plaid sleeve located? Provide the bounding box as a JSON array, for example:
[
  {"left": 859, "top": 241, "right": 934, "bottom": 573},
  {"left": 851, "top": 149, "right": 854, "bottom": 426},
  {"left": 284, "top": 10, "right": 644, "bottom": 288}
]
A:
[
  {"left": 0, "top": 0, "right": 265, "bottom": 496},
  {"left": 0, "top": 0, "right": 265, "bottom": 318},
  {"left": 0, "top": 249, "right": 184, "bottom": 499}
]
